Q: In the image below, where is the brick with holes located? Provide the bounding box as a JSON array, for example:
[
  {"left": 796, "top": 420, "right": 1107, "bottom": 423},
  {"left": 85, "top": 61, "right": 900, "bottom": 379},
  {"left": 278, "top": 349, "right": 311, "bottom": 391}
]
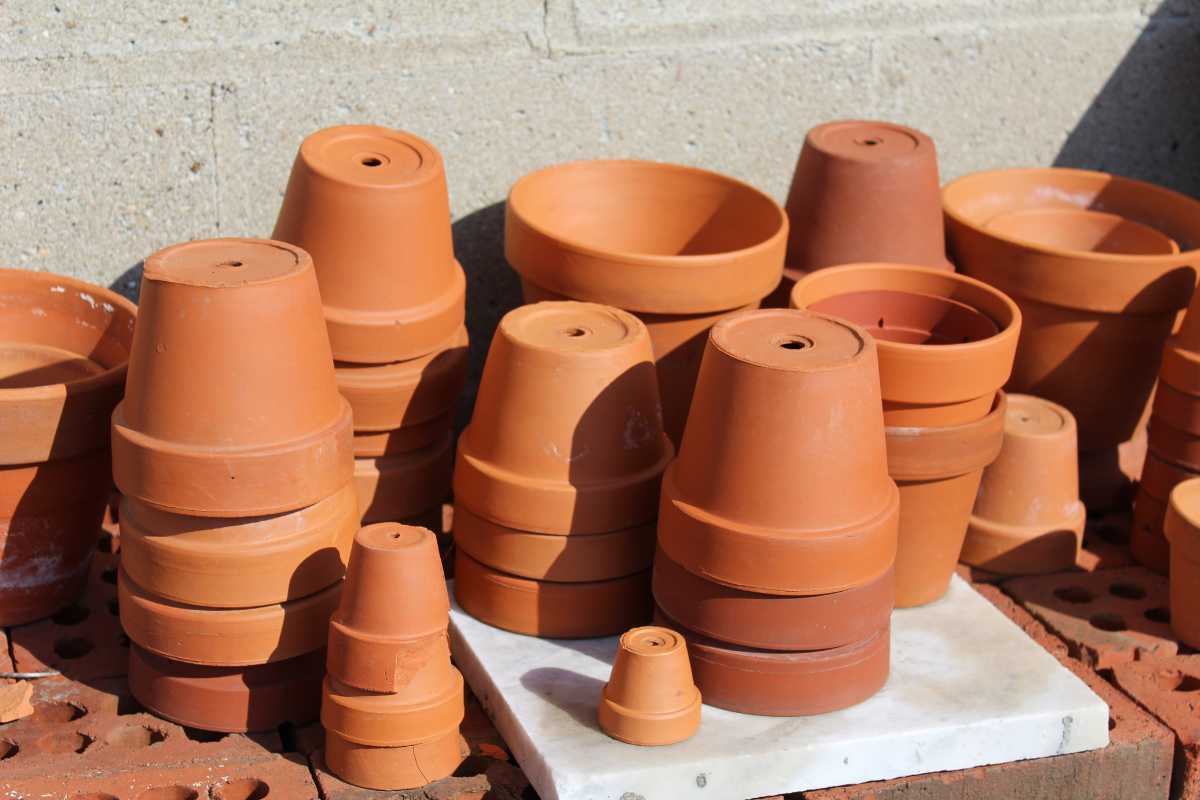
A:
[{"left": 1112, "top": 655, "right": 1200, "bottom": 800}]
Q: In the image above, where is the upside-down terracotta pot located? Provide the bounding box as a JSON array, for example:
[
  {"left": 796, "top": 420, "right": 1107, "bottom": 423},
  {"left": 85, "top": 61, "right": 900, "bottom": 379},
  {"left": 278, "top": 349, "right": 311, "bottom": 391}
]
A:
[
  {"left": 597, "top": 626, "right": 701, "bottom": 746},
  {"left": 0, "top": 269, "right": 136, "bottom": 625},
  {"left": 354, "top": 431, "right": 454, "bottom": 526},
  {"left": 1165, "top": 478, "right": 1200, "bottom": 647},
  {"left": 324, "top": 729, "right": 467, "bottom": 791},
  {"left": 507, "top": 160, "right": 787, "bottom": 444},
  {"left": 791, "top": 263, "right": 1021, "bottom": 427},
  {"left": 1131, "top": 450, "right": 1199, "bottom": 573},
  {"left": 1147, "top": 417, "right": 1200, "bottom": 472},
  {"left": 1152, "top": 382, "right": 1200, "bottom": 436},
  {"left": 658, "top": 309, "right": 898, "bottom": 595},
  {"left": 455, "top": 302, "right": 673, "bottom": 535},
  {"left": 112, "top": 238, "right": 353, "bottom": 517},
  {"left": 273, "top": 125, "right": 466, "bottom": 363},
  {"left": 322, "top": 673, "right": 464, "bottom": 747},
  {"left": 961, "top": 394, "right": 1087, "bottom": 576},
  {"left": 118, "top": 483, "right": 358, "bottom": 608}
]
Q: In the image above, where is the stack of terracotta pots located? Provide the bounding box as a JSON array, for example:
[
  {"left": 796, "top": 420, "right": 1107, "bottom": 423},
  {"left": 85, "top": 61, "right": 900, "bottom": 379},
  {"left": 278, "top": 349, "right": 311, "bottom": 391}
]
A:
[
  {"left": 273, "top": 125, "right": 468, "bottom": 529},
  {"left": 791, "top": 264, "right": 1019, "bottom": 606},
  {"left": 505, "top": 159, "right": 788, "bottom": 445},
  {"left": 452, "top": 301, "right": 673, "bottom": 638},
  {"left": 116, "top": 238, "right": 355, "bottom": 732},
  {"left": 656, "top": 309, "right": 897, "bottom": 715},
  {"left": 321, "top": 523, "right": 465, "bottom": 789}
]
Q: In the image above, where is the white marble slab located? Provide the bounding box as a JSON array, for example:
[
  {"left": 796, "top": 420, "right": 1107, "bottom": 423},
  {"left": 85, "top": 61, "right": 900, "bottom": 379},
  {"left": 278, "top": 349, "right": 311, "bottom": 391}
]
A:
[{"left": 448, "top": 575, "right": 1109, "bottom": 800}]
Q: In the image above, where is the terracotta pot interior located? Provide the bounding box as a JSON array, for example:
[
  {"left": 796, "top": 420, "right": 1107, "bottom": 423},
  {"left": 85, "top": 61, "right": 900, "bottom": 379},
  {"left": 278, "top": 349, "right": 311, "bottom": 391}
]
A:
[
  {"left": 809, "top": 290, "right": 999, "bottom": 345},
  {"left": 985, "top": 208, "right": 1179, "bottom": 256}
]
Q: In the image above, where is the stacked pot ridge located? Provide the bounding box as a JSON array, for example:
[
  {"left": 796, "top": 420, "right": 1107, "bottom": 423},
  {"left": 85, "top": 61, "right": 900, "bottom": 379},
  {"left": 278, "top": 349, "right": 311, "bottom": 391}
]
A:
[
  {"left": 452, "top": 301, "right": 672, "bottom": 638},
  {"left": 115, "top": 238, "right": 354, "bottom": 732},
  {"left": 655, "top": 308, "right": 897, "bottom": 715},
  {"left": 273, "top": 125, "right": 468, "bottom": 529}
]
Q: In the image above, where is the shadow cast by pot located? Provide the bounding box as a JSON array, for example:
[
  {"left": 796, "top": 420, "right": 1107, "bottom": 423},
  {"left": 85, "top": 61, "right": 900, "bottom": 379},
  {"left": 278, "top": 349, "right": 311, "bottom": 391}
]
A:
[{"left": 519, "top": 667, "right": 607, "bottom": 733}]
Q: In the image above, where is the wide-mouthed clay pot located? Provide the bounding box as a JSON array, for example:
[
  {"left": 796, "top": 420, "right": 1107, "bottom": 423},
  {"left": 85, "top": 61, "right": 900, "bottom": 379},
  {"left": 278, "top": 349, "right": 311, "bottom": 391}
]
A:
[
  {"left": 112, "top": 238, "right": 353, "bottom": 517},
  {"left": 324, "top": 728, "right": 466, "bottom": 791},
  {"left": 658, "top": 309, "right": 898, "bottom": 595},
  {"left": 1164, "top": 478, "right": 1200, "bottom": 647},
  {"left": 791, "top": 263, "right": 1021, "bottom": 427},
  {"left": 1131, "top": 450, "right": 1199, "bottom": 573},
  {"left": 455, "top": 302, "right": 673, "bottom": 535},
  {"left": 0, "top": 269, "right": 136, "bottom": 625},
  {"left": 273, "top": 125, "right": 466, "bottom": 363},
  {"left": 961, "top": 394, "right": 1087, "bottom": 576},
  {"left": 128, "top": 644, "right": 325, "bottom": 732},
  {"left": 597, "top": 626, "right": 701, "bottom": 746},
  {"left": 118, "top": 483, "right": 358, "bottom": 608},
  {"left": 985, "top": 208, "right": 1180, "bottom": 255},
  {"left": 354, "top": 432, "right": 453, "bottom": 526},
  {"left": 887, "top": 393, "right": 1007, "bottom": 607}
]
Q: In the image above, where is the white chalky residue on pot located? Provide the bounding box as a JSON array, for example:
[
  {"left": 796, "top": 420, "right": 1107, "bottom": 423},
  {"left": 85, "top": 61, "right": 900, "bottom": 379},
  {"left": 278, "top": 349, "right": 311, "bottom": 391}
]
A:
[
  {"left": 102, "top": 302, "right": 114, "bottom": 313},
  {"left": 30, "top": 308, "right": 45, "bottom": 317},
  {"left": 49, "top": 285, "right": 65, "bottom": 293},
  {"left": 78, "top": 292, "right": 97, "bottom": 309},
  {"left": 1030, "top": 186, "right": 1095, "bottom": 208},
  {"left": 545, "top": 441, "right": 589, "bottom": 463},
  {"left": 0, "top": 555, "right": 71, "bottom": 589}
]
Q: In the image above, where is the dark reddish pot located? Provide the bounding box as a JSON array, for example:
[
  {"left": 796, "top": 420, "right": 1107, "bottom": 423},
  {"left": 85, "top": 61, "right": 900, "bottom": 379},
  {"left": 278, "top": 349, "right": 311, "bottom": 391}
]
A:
[
  {"left": 1148, "top": 417, "right": 1200, "bottom": 472},
  {"left": 324, "top": 728, "right": 466, "bottom": 791},
  {"left": 597, "top": 626, "right": 701, "bottom": 746},
  {"left": 354, "top": 431, "right": 453, "bottom": 526},
  {"left": 1165, "top": 478, "right": 1200, "bottom": 647}
]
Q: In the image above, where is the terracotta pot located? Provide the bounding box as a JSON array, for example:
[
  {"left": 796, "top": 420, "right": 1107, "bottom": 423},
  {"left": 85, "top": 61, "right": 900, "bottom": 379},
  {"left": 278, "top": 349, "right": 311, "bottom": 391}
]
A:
[
  {"left": 1131, "top": 488, "right": 1169, "bottom": 574},
  {"left": 961, "top": 394, "right": 1087, "bottom": 576},
  {"left": 943, "top": 167, "right": 1200, "bottom": 451},
  {"left": 322, "top": 673, "right": 464, "bottom": 747},
  {"left": 1151, "top": 382, "right": 1200, "bottom": 435},
  {"left": 453, "top": 503, "right": 654, "bottom": 582},
  {"left": 1147, "top": 417, "right": 1200, "bottom": 472},
  {"left": 455, "top": 302, "right": 673, "bottom": 535},
  {"left": 597, "top": 626, "right": 701, "bottom": 746},
  {"left": 985, "top": 208, "right": 1180, "bottom": 255},
  {"left": 112, "top": 238, "right": 353, "bottom": 517},
  {"left": 658, "top": 309, "right": 898, "bottom": 595},
  {"left": 118, "top": 568, "right": 340, "bottom": 666},
  {"left": 651, "top": 546, "right": 893, "bottom": 651},
  {"left": 791, "top": 263, "right": 1021, "bottom": 427},
  {"left": 127, "top": 644, "right": 325, "bottom": 733},
  {"left": 887, "top": 393, "right": 1007, "bottom": 607},
  {"left": 118, "top": 483, "right": 358, "bottom": 608},
  {"left": 453, "top": 549, "right": 651, "bottom": 638},
  {"left": 1165, "top": 478, "right": 1200, "bottom": 647},
  {"left": 324, "top": 728, "right": 466, "bottom": 791},
  {"left": 354, "top": 432, "right": 453, "bottom": 526},
  {"left": 352, "top": 414, "right": 453, "bottom": 457},
  {"left": 272, "top": 125, "right": 466, "bottom": 363},
  {"left": 655, "top": 606, "right": 888, "bottom": 716}
]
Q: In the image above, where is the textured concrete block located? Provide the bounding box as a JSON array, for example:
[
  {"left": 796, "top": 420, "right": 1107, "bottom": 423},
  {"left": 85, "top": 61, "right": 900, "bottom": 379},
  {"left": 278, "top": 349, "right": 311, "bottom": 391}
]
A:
[{"left": 1112, "top": 655, "right": 1200, "bottom": 800}]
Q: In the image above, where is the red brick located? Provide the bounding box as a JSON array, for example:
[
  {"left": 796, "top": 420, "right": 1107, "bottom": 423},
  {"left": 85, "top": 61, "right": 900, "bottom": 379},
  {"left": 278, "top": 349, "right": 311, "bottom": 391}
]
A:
[{"left": 1112, "top": 655, "right": 1200, "bottom": 799}]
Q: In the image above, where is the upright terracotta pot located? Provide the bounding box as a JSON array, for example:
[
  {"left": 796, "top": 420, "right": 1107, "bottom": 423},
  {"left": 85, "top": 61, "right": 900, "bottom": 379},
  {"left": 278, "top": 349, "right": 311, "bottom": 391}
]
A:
[
  {"left": 1165, "top": 478, "right": 1200, "bottom": 647},
  {"left": 597, "top": 626, "right": 701, "bottom": 746},
  {"left": 658, "top": 309, "right": 899, "bottom": 595},
  {"left": 961, "top": 394, "right": 1087, "bottom": 575},
  {"left": 112, "top": 238, "right": 353, "bottom": 517},
  {"left": 0, "top": 270, "right": 135, "bottom": 625},
  {"left": 506, "top": 160, "right": 787, "bottom": 444},
  {"left": 272, "top": 125, "right": 466, "bottom": 363},
  {"left": 455, "top": 302, "right": 673, "bottom": 535},
  {"left": 791, "top": 263, "right": 1021, "bottom": 427}
]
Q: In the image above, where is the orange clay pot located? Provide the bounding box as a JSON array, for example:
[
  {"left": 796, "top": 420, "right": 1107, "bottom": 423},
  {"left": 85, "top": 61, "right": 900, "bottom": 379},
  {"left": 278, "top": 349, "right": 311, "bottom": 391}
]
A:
[
  {"left": 322, "top": 672, "right": 464, "bottom": 747},
  {"left": 455, "top": 302, "right": 673, "bottom": 535},
  {"left": 658, "top": 309, "right": 898, "bottom": 595},
  {"left": 272, "top": 125, "right": 466, "bottom": 363},
  {"left": 352, "top": 414, "right": 453, "bottom": 457},
  {"left": 651, "top": 547, "right": 893, "bottom": 651},
  {"left": 453, "top": 549, "right": 651, "bottom": 638},
  {"left": 118, "top": 483, "right": 358, "bottom": 608},
  {"left": 1147, "top": 417, "right": 1200, "bottom": 472},
  {"left": 1165, "top": 478, "right": 1200, "bottom": 647},
  {"left": 354, "top": 431, "right": 453, "bottom": 526},
  {"left": 112, "top": 238, "right": 353, "bottom": 517},
  {"left": 118, "top": 568, "right": 340, "bottom": 666},
  {"left": 986, "top": 208, "right": 1180, "bottom": 255},
  {"left": 1131, "top": 489, "right": 1170, "bottom": 575},
  {"left": 961, "top": 395, "right": 1087, "bottom": 575},
  {"left": 1152, "top": 382, "right": 1200, "bottom": 436},
  {"left": 324, "top": 728, "right": 466, "bottom": 791},
  {"left": 943, "top": 167, "right": 1200, "bottom": 451},
  {"left": 791, "top": 263, "right": 1021, "bottom": 427},
  {"left": 453, "top": 503, "right": 654, "bottom": 582},
  {"left": 127, "top": 644, "right": 325, "bottom": 733},
  {"left": 597, "top": 626, "right": 701, "bottom": 746}
]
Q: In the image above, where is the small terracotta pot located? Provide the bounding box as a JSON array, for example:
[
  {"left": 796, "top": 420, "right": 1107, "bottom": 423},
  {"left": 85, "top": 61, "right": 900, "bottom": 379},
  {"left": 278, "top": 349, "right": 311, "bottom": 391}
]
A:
[
  {"left": 791, "top": 263, "right": 1021, "bottom": 427},
  {"left": 658, "top": 309, "right": 898, "bottom": 595},
  {"left": 322, "top": 672, "right": 464, "bottom": 747},
  {"left": 112, "top": 238, "right": 353, "bottom": 517},
  {"left": 273, "top": 125, "right": 466, "bottom": 363},
  {"left": 453, "top": 503, "right": 654, "bottom": 582},
  {"left": 455, "top": 302, "right": 673, "bottom": 535},
  {"left": 597, "top": 626, "right": 701, "bottom": 746},
  {"left": 354, "top": 431, "right": 454, "bottom": 526},
  {"left": 118, "top": 483, "right": 358, "bottom": 608},
  {"left": 985, "top": 208, "right": 1180, "bottom": 255},
  {"left": 453, "top": 549, "right": 651, "bottom": 638},
  {"left": 1165, "top": 478, "right": 1200, "bottom": 647},
  {"left": 128, "top": 644, "right": 325, "bottom": 733},
  {"left": 651, "top": 547, "right": 893, "bottom": 651},
  {"left": 324, "top": 728, "right": 466, "bottom": 791},
  {"left": 352, "top": 414, "right": 453, "bottom": 457},
  {"left": 1131, "top": 488, "right": 1170, "bottom": 574},
  {"left": 961, "top": 394, "right": 1087, "bottom": 576},
  {"left": 119, "top": 568, "right": 340, "bottom": 666},
  {"left": 656, "top": 606, "right": 888, "bottom": 716}
]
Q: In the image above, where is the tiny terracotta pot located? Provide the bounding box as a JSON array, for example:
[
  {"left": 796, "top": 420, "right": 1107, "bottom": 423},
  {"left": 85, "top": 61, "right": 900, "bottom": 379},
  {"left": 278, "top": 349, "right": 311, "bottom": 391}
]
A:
[
  {"left": 128, "top": 644, "right": 325, "bottom": 733},
  {"left": 453, "top": 549, "right": 651, "bottom": 638},
  {"left": 118, "top": 568, "right": 340, "bottom": 666},
  {"left": 455, "top": 302, "right": 673, "bottom": 535},
  {"left": 791, "top": 263, "right": 1021, "bottom": 427},
  {"left": 658, "top": 309, "right": 899, "bottom": 595},
  {"left": 324, "top": 728, "right": 466, "bottom": 791},
  {"left": 1131, "top": 488, "right": 1170, "bottom": 574},
  {"left": 273, "top": 125, "right": 466, "bottom": 363},
  {"left": 656, "top": 606, "right": 889, "bottom": 716},
  {"left": 322, "top": 672, "right": 464, "bottom": 747},
  {"left": 651, "top": 547, "right": 893, "bottom": 651},
  {"left": 1165, "top": 478, "right": 1200, "bottom": 647},
  {"left": 354, "top": 431, "right": 454, "bottom": 526},
  {"left": 597, "top": 626, "right": 701, "bottom": 746},
  {"left": 453, "top": 503, "right": 655, "bottom": 582},
  {"left": 960, "top": 394, "right": 1087, "bottom": 576},
  {"left": 112, "top": 238, "right": 353, "bottom": 517}
]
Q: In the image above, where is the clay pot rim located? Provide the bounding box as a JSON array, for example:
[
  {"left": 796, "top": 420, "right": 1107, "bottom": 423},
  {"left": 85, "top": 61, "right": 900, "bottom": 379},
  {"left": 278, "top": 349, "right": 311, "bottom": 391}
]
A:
[
  {"left": 298, "top": 124, "right": 445, "bottom": 192},
  {"left": 985, "top": 207, "right": 1181, "bottom": 255},
  {"left": 966, "top": 501, "right": 1086, "bottom": 543},
  {"left": 334, "top": 325, "right": 468, "bottom": 378},
  {"left": 119, "top": 564, "right": 340, "bottom": 616},
  {"left": 885, "top": 392, "right": 1008, "bottom": 479},
  {"left": 145, "top": 237, "right": 311, "bottom": 288},
  {"left": 455, "top": 550, "right": 651, "bottom": 593},
  {"left": 1164, "top": 477, "right": 1200, "bottom": 548},
  {"left": 323, "top": 259, "right": 465, "bottom": 321}
]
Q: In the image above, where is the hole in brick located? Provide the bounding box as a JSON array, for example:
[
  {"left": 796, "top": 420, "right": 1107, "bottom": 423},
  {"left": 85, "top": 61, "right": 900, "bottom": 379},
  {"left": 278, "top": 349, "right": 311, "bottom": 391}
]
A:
[
  {"left": 1089, "top": 612, "right": 1127, "bottom": 632},
  {"left": 52, "top": 604, "right": 90, "bottom": 626},
  {"left": 1145, "top": 606, "right": 1171, "bottom": 624},
  {"left": 104, "top": 724, "right": 166, "bottom": 748},
  {"left": 101, "top": 568, "right": 117, "bottom": 585},
  {"left": 54, "top": 636, "right": 94, "bottom": 659},
  {"left": 1109, "top": 582, "right": 1146, "bottom": 600},
  {"left": 31, "top": 701, "right": 85, "bottom": 724},
  {"left": 212, "top": 778, "right": 270, "bottom": 800},
  {"left": 1053, "top": 586, "right": 1095, "bottom": 604},
  {"left": 135, "top": 789, "right": 199, "bottom": 800},
  {"left": 0, "top": 740, "right": 17, "bottom": 760},
  {"left": 33, "top": 730, "right": 92, "bottom": 754},
  {"left": 1152, "top": 669, "right": 1200, "bottom": 692}
]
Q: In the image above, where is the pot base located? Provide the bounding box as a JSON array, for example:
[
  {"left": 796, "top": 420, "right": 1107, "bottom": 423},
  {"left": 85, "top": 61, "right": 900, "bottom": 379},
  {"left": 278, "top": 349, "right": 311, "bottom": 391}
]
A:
[{"left": 323, "top": 728, "right": 467, "bottom": 790}]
